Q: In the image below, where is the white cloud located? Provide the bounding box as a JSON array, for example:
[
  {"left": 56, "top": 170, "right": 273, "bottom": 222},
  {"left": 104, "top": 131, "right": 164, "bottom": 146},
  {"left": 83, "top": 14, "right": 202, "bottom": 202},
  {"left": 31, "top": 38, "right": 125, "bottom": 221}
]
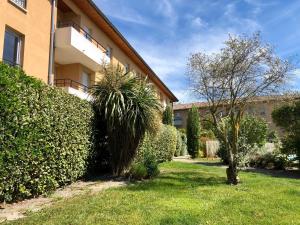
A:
[
  {"left": 127, "top": 27, "right": 232, "bottom": 102},
  {"left": 95, "top": 0, "right": 152, "bottom": 26},
  {"left": 191, "top": 17, "right": 207, "bottom": 28}
]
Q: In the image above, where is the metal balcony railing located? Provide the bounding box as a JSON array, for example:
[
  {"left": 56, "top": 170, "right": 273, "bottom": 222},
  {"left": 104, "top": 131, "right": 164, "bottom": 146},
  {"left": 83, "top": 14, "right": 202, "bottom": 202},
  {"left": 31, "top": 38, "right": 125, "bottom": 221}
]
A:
[
  {"left": 54, "top": 79, "right": 89, "bottom": 93},
  {"left": 57, "top": 21, "right": 106, "bottom": 53}
]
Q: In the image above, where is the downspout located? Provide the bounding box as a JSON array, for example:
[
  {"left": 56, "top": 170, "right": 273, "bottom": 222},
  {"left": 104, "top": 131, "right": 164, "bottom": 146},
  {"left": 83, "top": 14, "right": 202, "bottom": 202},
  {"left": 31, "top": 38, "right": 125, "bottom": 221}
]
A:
[{"left": 48, "top": 0, "right": 56, "bottom": 86}]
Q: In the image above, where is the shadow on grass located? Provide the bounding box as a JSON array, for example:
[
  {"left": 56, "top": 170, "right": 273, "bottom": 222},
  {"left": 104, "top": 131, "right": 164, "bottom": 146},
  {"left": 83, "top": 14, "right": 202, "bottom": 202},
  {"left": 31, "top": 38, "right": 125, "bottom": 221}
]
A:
[
  {"left": 242, "top": 168, "right": 300, "bottom": 180},
  {"left": 193, "top": 161, "right": 225, "bottom": 167},
  {"left": 126, "top": 171, "right": 227, "bottom": 192}
]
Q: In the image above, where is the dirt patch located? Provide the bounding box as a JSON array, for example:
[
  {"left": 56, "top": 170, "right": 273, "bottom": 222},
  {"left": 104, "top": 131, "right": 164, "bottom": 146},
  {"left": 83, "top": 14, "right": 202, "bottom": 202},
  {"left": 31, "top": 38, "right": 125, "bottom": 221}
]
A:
[{"left": 0, "top": 179, "right": 127, "bottom": 223}]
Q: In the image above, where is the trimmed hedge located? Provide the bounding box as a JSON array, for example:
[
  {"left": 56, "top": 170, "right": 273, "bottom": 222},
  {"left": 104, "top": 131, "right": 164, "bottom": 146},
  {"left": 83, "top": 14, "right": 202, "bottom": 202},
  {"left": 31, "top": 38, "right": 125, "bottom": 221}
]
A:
[
  {"left": 0, "top": 63, "right": 93, "bottom": 202},
  {"left": 136, "top": 124, "right": 177, "bottom": 163}
]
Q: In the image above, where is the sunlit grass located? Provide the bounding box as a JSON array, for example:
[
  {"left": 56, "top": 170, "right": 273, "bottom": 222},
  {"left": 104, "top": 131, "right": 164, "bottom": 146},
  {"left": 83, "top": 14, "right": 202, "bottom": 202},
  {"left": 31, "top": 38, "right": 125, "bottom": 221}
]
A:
[{"left": 7, "top": 161, "right": 300, "bottom": 225}]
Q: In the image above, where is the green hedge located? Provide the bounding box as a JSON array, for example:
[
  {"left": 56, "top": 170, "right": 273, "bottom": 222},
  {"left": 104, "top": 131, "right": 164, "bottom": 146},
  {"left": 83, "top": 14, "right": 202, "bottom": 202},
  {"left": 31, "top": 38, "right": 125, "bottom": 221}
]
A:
[
  {"left": 136, "top": 124, "right": 177, "bottom": 163},
  {"left": 0, "top": 63, "right": 93, "bottom": 202}
]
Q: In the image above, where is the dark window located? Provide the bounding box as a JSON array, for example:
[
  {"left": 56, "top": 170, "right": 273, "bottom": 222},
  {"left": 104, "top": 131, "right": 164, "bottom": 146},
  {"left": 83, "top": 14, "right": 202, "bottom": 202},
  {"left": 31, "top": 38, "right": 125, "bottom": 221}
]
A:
[
  {"left": 106, "top": 46, "right": 112, "bottom": 59},
  {"left": 125, "top": 63, "right": 130, "bottom": 73},
  {"left": 3, "top": 29, "right": 23, "bottom": 66}
]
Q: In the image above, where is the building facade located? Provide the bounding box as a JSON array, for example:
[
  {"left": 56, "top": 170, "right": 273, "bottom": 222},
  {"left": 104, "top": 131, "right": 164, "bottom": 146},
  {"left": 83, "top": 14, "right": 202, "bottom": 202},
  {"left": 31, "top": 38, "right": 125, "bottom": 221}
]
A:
[
  {"left": 173, "top": 96, "right": 299, "bottom": 135},
  {"left": 0, "top": 0, "right": 178, "bottom": 104}
]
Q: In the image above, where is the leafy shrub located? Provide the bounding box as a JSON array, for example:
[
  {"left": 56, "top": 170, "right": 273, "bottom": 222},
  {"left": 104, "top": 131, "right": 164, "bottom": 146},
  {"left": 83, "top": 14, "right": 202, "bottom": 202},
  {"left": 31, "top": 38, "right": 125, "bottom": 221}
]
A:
[
  {"left": 0, "top": 63, "right": 93, "bottom": 202},
  {"left": 136, "top": 124, "right": 177, "bottom": 163},
  {"left": 180, "top": 131, "right": 187, "bottom": 156},
  {"left": 175, "top": 130, "right": 182, "bottom": 156},
  {"left": 129, "top": 163, "right": 148, "bottom": 180},
  {"left": 186, "top": 106, "right": 201, "bottom": 158},
  {"left": 267, "top": 130, "right": 280, "bottom": 143},
  {"left": 131, "top": 135, "right": 161, "bottom": 180},
  {"left": 272, "top": 102, "right": 300, "bottom": 167},
  {"left": 217, "top": 116, "right": 268, "bottom": 166},
  {"left": 155, "top": 125, "right": 177, "bottom": 161},
  {"left": 143, "top": 153, "right": 160, "bottom": 178},
  {"left": 162, "top": 105, "right": 174, "bottom": 125},
  {"left": 249, "top": 153, "right": 290, "bottom": 170}
]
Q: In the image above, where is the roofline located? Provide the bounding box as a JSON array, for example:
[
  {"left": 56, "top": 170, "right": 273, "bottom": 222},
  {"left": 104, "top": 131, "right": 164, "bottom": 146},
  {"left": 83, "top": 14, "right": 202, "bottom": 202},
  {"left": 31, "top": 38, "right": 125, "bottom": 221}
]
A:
[
  {"left": 173, "top": 95, "right": 300, "bottom": 110},
  {"left": 86, "top": 0, "right": 178, "bottom": 102}
]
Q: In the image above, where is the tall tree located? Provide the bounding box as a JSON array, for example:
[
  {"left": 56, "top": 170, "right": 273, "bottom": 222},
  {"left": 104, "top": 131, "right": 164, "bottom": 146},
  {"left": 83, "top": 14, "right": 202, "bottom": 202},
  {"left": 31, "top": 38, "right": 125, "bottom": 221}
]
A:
[
  {"left": 91, "top": 65, "right": 161, "bottom": 175},
  {"left": 186, "top": 105, "right": 201, "bottom": 158},
  {"left": 187, "top": 33, "right": 291, "bottom": 184},
  {"left": 162, "top": 105, "right": 174, "bottom": 125}
]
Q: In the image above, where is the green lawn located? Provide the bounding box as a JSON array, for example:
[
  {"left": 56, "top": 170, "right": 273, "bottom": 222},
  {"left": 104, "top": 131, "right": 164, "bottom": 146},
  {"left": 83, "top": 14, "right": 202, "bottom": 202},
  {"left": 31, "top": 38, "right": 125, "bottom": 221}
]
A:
[{"left": 6, "top": 161, "right": 300, "bottom": 225}]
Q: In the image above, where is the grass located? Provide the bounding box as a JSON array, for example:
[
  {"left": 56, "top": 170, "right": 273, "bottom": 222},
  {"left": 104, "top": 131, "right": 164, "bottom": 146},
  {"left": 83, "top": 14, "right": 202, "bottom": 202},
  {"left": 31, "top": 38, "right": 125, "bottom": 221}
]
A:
[{"left": 6, "top": 160, "right": 300, "bottom": 225}]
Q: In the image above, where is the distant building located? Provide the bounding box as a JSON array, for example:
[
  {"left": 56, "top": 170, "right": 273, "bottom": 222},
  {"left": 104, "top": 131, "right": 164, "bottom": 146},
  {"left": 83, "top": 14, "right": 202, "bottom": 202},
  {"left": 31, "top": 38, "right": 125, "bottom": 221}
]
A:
[{"left": 173, "top": 95, "right": 300, "bottom": 135}]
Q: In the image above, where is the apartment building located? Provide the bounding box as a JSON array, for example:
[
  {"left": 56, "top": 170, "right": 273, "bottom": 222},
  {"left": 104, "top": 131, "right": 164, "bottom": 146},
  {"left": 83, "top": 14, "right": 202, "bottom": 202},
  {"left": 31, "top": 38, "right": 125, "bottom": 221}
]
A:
[
  {"left": 173, "top": 95, "right": 300, "bottom": 135},
  {"left": 0, "top": 0, "right": 178, "bottom": 104}
]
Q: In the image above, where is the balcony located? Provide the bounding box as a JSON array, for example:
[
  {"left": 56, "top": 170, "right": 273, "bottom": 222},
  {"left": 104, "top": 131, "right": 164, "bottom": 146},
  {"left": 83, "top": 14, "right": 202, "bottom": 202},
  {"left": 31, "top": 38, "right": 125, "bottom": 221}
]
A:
[
  {"left": 55, "top": 79, "right": 91, "bottom": 101},
  {"left": 55, "top": 22, "right": 110, "bottom": 71}
]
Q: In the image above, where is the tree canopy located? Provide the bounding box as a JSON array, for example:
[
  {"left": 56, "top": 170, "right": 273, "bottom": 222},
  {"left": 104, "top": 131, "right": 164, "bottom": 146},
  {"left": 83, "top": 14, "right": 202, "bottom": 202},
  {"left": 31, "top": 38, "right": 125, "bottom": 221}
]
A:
[{"left": 187, "top": 33, "right": 291, "bottom": 184}]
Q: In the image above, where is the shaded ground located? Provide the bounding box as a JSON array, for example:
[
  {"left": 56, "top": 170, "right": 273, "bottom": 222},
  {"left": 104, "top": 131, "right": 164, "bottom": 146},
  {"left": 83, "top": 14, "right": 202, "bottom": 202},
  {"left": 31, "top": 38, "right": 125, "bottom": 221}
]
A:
[
  {"left": 4, "top": 160, "right": 300, "bottom": 225},
  {"left": 0, "top": 177, "right": 126, "bottom": 223},
  {"left": 174, "top": 156, "right": 300, "bottom": 179}
]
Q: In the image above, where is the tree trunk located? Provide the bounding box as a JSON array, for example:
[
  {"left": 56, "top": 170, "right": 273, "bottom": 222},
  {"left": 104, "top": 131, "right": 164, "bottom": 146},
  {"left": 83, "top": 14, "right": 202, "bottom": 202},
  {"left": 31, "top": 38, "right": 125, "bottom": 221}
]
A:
[
  {"left": 226, "top": 148, "right": 239, "bottom": 185},
  {"left": 226, "top": 162, "right": 239, "bottom": 185},
  {"left": 226, "top": 115, "right": 240, "bottom": 185}
]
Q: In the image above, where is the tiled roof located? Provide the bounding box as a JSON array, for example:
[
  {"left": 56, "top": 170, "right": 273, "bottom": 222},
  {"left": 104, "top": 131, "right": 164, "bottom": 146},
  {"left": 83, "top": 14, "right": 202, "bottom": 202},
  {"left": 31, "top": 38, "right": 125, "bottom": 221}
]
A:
[{"left": 173, "top": 95, "right": 300, "bottom": 110}]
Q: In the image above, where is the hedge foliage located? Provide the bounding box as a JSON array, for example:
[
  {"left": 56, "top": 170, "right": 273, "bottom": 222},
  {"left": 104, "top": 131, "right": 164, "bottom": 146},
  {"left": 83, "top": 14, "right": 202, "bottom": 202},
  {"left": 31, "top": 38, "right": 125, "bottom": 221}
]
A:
[
  {"left": 0, "top": 63, "right": 93, "bottom": 202},
  {"left": 136, "top": 124, "right": 177, "bottom": 164},
  {"left": 162, "top": 105, "right": 174, "bottom": 125},
  {"left": 175, "top": 129, "right": 187, "bottom": 156}
]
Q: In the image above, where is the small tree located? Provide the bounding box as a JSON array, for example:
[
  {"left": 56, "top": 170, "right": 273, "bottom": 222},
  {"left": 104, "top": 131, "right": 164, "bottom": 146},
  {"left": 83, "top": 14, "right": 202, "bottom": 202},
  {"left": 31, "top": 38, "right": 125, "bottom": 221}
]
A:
[
  {"left": 162, "top": 105, "right": 174, "bottom": 125},
  {"left": 188, "top": 33, "right": 291, "bottom": 184},
  {"left": 186, "top": 105, "right": 201, "bottom": 158}
]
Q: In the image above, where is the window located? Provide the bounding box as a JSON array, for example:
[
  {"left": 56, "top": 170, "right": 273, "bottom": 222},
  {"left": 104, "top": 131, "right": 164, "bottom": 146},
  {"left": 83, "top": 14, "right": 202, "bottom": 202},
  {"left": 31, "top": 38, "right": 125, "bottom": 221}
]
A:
[
  {"left": 106, "top": 46, "right": 112, "bottom": 59},
  {"left": 125, "top": 63, "right": 130, "bottom": 73},
  {"left": 10, "top": 0, "right": 27, "bottom": 9},
  {"left": 81, "top": 71, "right": 90, "bottom": 92},
  {"left": 3, "top": 28, "right": 23, "bottom": 66}
]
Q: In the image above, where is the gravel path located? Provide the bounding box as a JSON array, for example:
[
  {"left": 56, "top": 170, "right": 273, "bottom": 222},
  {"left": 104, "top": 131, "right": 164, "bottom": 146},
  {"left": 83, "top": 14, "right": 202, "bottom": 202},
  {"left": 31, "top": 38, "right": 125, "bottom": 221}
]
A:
[{"left": 0, "top": 178, "right": 127, "bottom": 223}]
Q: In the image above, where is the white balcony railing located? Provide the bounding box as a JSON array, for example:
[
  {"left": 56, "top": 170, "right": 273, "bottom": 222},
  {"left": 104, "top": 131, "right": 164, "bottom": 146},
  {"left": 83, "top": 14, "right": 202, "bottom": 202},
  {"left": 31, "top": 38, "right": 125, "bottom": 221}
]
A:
[
  {"left": 55, "top": 79, "right": 91, "bottom": 101},
  {"left": 55, "top": 22, "right": 110, "bottom": 71}
]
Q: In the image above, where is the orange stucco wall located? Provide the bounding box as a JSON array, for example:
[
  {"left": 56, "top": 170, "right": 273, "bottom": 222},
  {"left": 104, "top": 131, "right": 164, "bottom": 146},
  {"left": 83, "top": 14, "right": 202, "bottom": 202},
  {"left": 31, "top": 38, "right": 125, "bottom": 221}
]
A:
[{"left": 0, "top": 0, "right": 52, "bottom": 82}]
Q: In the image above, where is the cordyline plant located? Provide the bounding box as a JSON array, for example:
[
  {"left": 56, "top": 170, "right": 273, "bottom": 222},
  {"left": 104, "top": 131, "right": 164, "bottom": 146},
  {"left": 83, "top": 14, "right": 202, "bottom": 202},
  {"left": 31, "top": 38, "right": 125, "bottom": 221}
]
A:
[
  {"left": 90, "top": 64, "right": 161, "bottom": 176},
  {"left": 187, "top": 33, "right": 291, "bottom": 184}
]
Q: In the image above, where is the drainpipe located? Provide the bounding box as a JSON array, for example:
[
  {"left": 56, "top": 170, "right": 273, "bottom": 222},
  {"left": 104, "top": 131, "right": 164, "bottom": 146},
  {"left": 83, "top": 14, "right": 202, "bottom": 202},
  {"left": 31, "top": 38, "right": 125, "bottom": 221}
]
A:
[{"left": 48, "top": 0, "right": 56, "bottom": 86}]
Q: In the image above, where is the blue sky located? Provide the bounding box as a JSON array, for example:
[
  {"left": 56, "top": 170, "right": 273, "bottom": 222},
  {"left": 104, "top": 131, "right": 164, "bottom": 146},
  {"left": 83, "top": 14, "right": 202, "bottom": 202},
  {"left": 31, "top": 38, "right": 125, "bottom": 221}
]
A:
[{"left": 95, "top": 0, "right": 300, "bottom": 103}]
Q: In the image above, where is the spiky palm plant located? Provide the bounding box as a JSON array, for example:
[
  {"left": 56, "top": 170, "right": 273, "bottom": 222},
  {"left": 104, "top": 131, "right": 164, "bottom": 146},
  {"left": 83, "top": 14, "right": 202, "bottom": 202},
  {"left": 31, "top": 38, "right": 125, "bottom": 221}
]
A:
[{"left": 90, "top": 65, "right": 161, "bottom": 175}]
